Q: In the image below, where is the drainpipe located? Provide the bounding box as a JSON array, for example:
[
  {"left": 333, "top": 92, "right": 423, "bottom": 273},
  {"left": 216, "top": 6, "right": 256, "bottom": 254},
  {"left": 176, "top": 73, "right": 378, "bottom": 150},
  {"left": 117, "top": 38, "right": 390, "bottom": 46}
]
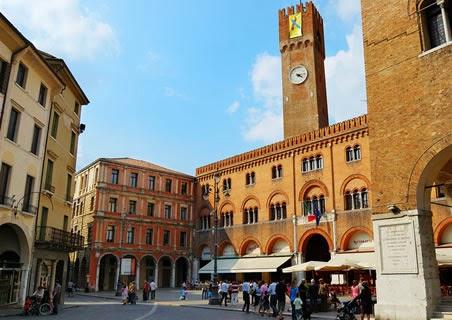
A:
[
  {"left": 292, "top": 151, "right": 299, "bottom": 262},
  {"left": 329, "top": 142, "right": 337, "bottom": 252}
]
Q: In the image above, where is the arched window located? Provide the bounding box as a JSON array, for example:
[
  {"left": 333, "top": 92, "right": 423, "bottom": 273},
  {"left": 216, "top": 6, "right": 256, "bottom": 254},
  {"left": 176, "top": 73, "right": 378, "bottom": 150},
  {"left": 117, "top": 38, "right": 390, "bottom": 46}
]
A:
[
  {"left": 309, "top": 156, "right": 316, "bottom": 170},
  {"left": 302, "top": 156, "right": 323, "bottom": 172},
  {"left": 277, "top": 165, "right": 283, "bottom": 178},
  {"left": 223, "top": 178, "right": 232, "bottom": 190},
  {"left": 346, "top": 147, "right": 353, "bottom": 162},
  {"left": 302, "top": 158, "right": 309, "bottom": 172},
  {"left": 270, "top": 202, "right": 287, "bottom": 221},
  {"left": 270, "top": 204, "right": 275, "bottom": 220},
  {"left": 346, "top": 145, "right": 361, "bottom": 162},
  {"left": 272, "top": 166, "right": 277, "bottom": 179},
  {"left": 353, "top": 189, "right": 361, "bottom": 209},
  {"left": 353, "top": 145, "right": 361, "bottom": 160},
  {"left": 316, "top": 155, "right": 323, "bottom": 169},
  {"left": 245, "top": 173, "right": 250, "bottom": 185},
  {"left": 420, "top": 0, "right": 451, "bottom": 50},
  {"left": 344, "top": 191, "right": 353, "bottom": 211},
  {"left": 221, "top": 211, "right": 233, "bottom": 227},
  {"left": 250, "top": 172, "right": 255, "bottom": 184},
  {"left": 303, "top": 197, "right": 312, "bottom": 216},
  {"left": 361, "top": 188, "right": 369, "bottom": 208},
  {"left": 200, "top": 215, "right": 210, "bottom": 230},
  {"left": 319, "top": 195, "right": 326, "bottom": 214},
  {"left": 244, "top": 207, "right": 258, "bottom": 224}
]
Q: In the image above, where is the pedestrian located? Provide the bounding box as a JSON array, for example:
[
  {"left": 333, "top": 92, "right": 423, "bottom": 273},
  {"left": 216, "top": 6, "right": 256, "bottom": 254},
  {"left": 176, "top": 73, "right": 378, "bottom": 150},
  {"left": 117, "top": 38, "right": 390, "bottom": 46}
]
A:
[
  {"left": 289, "top": 280, "right": 298, "bottom": 320},
  {"left": 220, "top": 280, "right": 229, "bottom": 307},
  {"left": 259, "top": 282, "right": 270, "bottom": 316},
  {"left": 201, "top": 281, "right": 208, "bottom": 300},
  {"left": 250, "top": 280, "right": 257, "bottom": 305},
  {"left": 231, "top": 281, "right": 239, "bottom": 305},
  {"left": 122, "top": 284, "right": 128, "bottom": 305},
  {"left": 351, "top": 280, "right": 360, "bottom": 299},
  {"left": 241, "top": 279, "right": 250, "bottom": 313},
  {"left": 307, "top": 279, "right": 318, "bottom": 313},
  {"left": 128, "top": 281, "right": 137, "bottom": 304},
  {"left": 298, "top": 279, "right": 307, "bottom": 306},
  {"left": 318, "top": 278, "right": 328, "bottom": 312},
  {"left": 51, "top": 280, "right": 62, "bottom": 315},
  {"left": 269, "top": 279, "right": 278, "bottom": 317},
  {"left": 150, "top": 279, "right": 157, "bottom": 300},
  {"left": 143, "top": 280, "right": 150, "bottom": 301},
  {"left": 67, "top": 280, "right": 74, "bottom": 297},
  {"left": 275, "top": 279, "right": 286, "bottom": 320},
  {"left": 293, "top": 292, "right": 303, "bottom": 319},
  {"left": 253, "top": 281, "right": 262, "bottom": 312},
  {"left": 357, "top": 281, "right": 373, "bottom": 320}
]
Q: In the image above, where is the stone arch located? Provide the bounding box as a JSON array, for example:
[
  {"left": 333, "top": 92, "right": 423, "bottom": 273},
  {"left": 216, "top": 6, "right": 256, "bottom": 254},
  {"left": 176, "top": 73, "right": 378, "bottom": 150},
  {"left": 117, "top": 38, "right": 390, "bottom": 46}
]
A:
[
  {"left": 175, "top": 256, "right": 189, "bottom": 287},
  {"left": 239, "top": 237, "right": 263, "bottom": 256},
  {"left": 218, "top": 240, "right": 237, "bottom": 256},
  {"left": 0, "top": 223, "right": 31, "bottom": 265},
  {"left": 219, "top": 200, "right": 235, "bottom": 213},
  {"left": 298, "top": 228, "right": 333, "bottom": 253},
  {"left": 410, "top": 134, "right": 452, "bottom": 210},
  {"left": 97, "top": 253, "right": 118, "bottom": 291},
  {"left": 157, "top": 255, "right": 174, "bottom": 288},
  {"left": 299, "top": 179, "right": 330, "bottom": 200},
  {"left": 241, "top": 195, "right": 260, "bottom": 211},
  {"left": 266, "top": 190, "right": 290, "bottom": 209},
  {"left": 339, "top": 227, "right": 374, "bottom": 251},
  {"left": 434, "top": 217, "right": 452, "bottom": 246},
  {"left": 265, "top": 234, "right": 293, "bottom": 255},
  {"left": 340, "top": 174, "right": 371, "bottom": 195}
]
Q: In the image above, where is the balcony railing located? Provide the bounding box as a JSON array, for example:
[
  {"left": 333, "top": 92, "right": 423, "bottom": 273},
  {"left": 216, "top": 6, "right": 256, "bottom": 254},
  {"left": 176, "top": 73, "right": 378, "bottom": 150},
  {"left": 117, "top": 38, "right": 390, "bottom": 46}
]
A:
[
  {"left": 43, "top": 183, "right": 55, "bottom": 194},
  {"left": 35, "top": 226, "right": 84, "bottom": 251}
]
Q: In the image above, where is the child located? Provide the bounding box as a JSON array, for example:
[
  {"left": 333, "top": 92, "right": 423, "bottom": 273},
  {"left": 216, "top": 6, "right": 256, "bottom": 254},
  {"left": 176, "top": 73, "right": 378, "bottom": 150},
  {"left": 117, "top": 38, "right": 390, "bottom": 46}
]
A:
[
  {"left": 121, "top": 284, "right": 128, "bottom": 305},
  {"left": 293, "top": 292, "right": 303, "bottom": 319}
]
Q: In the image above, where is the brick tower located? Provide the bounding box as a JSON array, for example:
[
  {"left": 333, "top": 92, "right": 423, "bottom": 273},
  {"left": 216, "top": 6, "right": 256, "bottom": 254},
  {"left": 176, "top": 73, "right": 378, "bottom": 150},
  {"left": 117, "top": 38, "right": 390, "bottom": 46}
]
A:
[{"left": 279, "top": 2, "right": 328, "bottom": 139}]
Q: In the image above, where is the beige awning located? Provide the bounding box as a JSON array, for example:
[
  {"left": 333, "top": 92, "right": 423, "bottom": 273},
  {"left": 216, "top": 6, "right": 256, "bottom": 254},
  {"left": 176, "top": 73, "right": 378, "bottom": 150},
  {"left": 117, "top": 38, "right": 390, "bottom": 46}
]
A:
[
  {"left": 199, "top": 256, "right": 291, "bottom": 274},
  {"left": 282, "top": 261, "right": 326, "bottom": 273},
  {"left": 315, "top": 252, "right": 376, "bottom": 271},
  {"left": 436, "top": 247, "right": 452, "bottom": 267}
]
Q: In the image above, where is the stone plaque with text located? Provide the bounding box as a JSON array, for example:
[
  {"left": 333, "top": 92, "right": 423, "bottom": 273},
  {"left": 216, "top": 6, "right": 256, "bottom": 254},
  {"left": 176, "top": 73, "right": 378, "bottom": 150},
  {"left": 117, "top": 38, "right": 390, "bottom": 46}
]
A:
[{"left": 379, "top": 222, "right": 418, "bottom": 274}]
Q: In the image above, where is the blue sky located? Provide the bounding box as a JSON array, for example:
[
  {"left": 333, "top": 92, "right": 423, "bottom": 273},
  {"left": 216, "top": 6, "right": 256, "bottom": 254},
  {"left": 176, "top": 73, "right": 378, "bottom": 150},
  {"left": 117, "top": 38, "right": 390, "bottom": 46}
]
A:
[{"left": 0, "top": 0, "right": 366, "bottom": 175}]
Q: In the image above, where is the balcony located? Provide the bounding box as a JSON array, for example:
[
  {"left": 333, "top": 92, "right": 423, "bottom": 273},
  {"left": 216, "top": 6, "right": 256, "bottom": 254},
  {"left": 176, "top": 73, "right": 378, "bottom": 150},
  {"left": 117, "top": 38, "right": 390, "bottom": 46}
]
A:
[
  {"left": 43, "top": 183, "right": 55, "bottom": 196},
  {"left": 35, "top": 227, "right": 84, "bottom": 252}
]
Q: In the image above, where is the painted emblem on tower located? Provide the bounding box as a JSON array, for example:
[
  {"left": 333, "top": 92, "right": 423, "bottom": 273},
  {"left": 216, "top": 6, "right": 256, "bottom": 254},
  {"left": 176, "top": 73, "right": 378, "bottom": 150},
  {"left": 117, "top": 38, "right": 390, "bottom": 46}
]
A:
[{"left": 289, "top": 12, "right": 302, "bottom": 38}]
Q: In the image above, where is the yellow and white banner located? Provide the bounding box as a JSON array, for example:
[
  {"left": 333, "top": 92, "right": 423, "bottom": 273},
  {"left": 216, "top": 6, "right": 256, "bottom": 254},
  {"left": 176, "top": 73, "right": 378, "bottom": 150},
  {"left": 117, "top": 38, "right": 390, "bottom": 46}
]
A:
[{"left": 289, "top": 12, "right": 302, "bottom": 38}]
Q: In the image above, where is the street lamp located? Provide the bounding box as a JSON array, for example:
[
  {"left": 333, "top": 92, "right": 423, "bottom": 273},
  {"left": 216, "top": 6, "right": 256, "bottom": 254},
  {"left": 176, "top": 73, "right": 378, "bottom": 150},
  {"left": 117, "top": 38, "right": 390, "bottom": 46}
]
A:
[
  {"left": 202, "top": 172, "right": 229, "bottom": 305},
  {"left": 115, "top": 212, "right": 127, "bottom": 296}
]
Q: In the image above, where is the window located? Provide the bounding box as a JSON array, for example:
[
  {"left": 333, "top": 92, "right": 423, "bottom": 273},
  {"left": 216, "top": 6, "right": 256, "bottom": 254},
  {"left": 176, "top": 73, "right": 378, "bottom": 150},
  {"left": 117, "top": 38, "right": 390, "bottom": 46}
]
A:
[
  {"left": 200, "top": 215, "right": 210, "bottom": 230},
  {"left": 163, "top": 230, "right": 170, "bottom": 246},
  {"left": 179, "top": 231, "right": 187, "bottom": 247},
  {"left": 420, "top": 0, "right": 451, "bottom": 50},
  {"left": 148, "top": 176, "right": 156, "bottom": 190},
  {"left": 221, "top": 211, "right": 234, "bottom": 227},
  {"left": 50, "top": 111, "right": 59, "bottom": 139},
  {"left": 146, "top": 229, "right": 153, "bottom": 245},
  {"left": 0, "top": 163, "right": 11, "bottom": 205},
  {"left": 181, "top": 182, "right": 188, "bottom": 195},
  {"left": 180, "top": 207, "right": 188, "bottom": 220},
  {"left": 243, "top": 207, "right": 258, "bottom": 224},
  {"left": 30, "top": 125, "right": 41, "bottom": 155},
  {"left": 44, "top": 159, "right": 54, "bottom": 191},
  {"left": 0, "top": 59, "right": 8, "bottom": 94},
  {"left": 128, "top": 200, "right": 137, "bottom": 214},
  {"left": 147, "top": 202, "right": 155, "bottom": 216},
  {"left": 246, "top": 172, "right": 256, "bottom": 186},
  {"left": 90, "top": 196, "right": 95, "bottom": 211},
  {"left": 70, "top": 131, "right": 76, "bottom": 155},
  {"left": 223, "top": 178, "right": 232, "bottom": 190},
  {"left": 109, "top": 198, "right": 117, "bottom": 212},
  {"left": 165, "top": 179, "right": 172, "bottom": 192},
  {"left": 201, "top": 183, "right": 210, "bottom": 198},
  {"left": 74, "top": 102, "right": 80, "bottom": 116},
  {"left": 346, "top": 145, "right": 361, "bottom": 162},
  {"left": 302, "top": 155, "right": 323, "bottom": 172},
  {"left": 111, "top": 169, "right": 119, "bottom": 184},
  {"left": 361, "top": 189, "right": 369, "bottom": 208},
  {"left": 16, "top": 62, "right": 27, "bottom": 88},
  {"left": 130, "top": 173, "right": 138, "bottom": 188},
  {"left": 164, "top": 204, "right": 172, "bottom": 219},
  {"left": 435, "top": 184, "right": 446, "bottom": 198},
  {"left": 344, "top": 188, "right": 369, "bottom": 210},
  {"left": 303, "top": 196, "right": 326, "bottom": 216},
  {"left": 66, "top": 174, "right": 72, "bottom": 202},
  {"left": 6, "top": 108, "right": 20, "bottom": 142},
  {"left": 272, "top": 165, "right": 283, "bottom": 179},
  {"left": 127, "top": 227, "right": 134, "bottom": 244},
  {"left": 22, "top": 175, "right": 34, "bottom": 213},
  {"left": 270, "top": 203, "right": 287, "bottom": 221},
  {"left": 40, "top": 207, "right": 48, "bottom": 228},
  {"left": 38, "top": 83, "right": 47, "bottom": 106},
  {"left": 87, "top": 225, "right": 93, "bottom": 245},
  {"left": 63, "top": 215, "right": 69, "bottom": 231}
]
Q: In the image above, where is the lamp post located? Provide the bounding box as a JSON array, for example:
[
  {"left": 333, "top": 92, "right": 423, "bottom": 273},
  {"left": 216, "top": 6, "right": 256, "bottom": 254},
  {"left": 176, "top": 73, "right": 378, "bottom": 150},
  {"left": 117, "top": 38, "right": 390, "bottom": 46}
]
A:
[
  {"left": 202, "top": 172, "right": 229, "bottom": 305},
  {"left": 115, "top": 212, "right": 126, "bottom": 296}
]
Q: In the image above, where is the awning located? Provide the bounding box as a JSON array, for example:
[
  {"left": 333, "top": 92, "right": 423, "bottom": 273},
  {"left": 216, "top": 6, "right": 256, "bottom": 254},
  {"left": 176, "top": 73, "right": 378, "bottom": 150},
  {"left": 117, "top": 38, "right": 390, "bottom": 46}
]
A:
[
  {"left": 436, "top": 247, "right": 452, "bottom": 267},
  {"left": 198, "top": 256, "right": 291, "bottom": 274},
  {"left": 282, "top": 260, "right": 326, "bottom": 273},
  {"left": 315, "top": 252, "right": 376, "bottom": 271}
]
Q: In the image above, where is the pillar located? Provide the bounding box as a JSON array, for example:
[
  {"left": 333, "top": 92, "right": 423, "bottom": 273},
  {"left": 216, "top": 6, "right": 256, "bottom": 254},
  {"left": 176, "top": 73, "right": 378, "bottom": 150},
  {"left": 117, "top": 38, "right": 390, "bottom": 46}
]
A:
[
  {"left": 154, "top": 264, "right": 159, "bottom": 285},
  {"left": 136, "top": 261, "right": 140, "bottom": 290},
  {"left": 192, "top": 258, "right": 199, "bottom": 282},
  {"left": 372, "top": 210, "right": 440, "bottom": 320},
  {"left": 171, "top": 262, "right": 176, "bottom": 288},
  {"left": 95, "top": 259, "right": 101, "bottom": 292},
  {"left": 50, "top": 260, "right": 57, "bottom": 292},
  {"left": 114, "top": 258, "right": 120, "bottom": 288}
]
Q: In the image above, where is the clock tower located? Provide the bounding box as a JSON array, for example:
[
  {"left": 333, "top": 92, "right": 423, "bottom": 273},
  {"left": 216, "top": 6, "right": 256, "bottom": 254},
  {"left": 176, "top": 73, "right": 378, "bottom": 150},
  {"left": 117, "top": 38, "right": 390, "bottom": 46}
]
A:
[{"left": 279, "top": 2, "right": 329, "bottom": 139}]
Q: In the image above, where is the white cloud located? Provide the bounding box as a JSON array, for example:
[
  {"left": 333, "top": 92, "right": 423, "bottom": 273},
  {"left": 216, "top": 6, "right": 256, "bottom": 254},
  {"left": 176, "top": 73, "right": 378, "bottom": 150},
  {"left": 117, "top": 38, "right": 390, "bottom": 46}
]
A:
[
  {"left": 163, "top": 86, "right": 189, "bottom": 101},
  {"left": 332, "top": 0, "right": 361, "bottom": 21},
  {"left": 325, "top": 24, "right": 367, "bottom": 123},
  {"left": 226, "top": 101, "right": 240, "bottom": 114},
  {"left": 243, "top": 53, "right": 283, "bottom": 143},
  {"left": 0, "top": 0, "right": 118, "bottom": 60}
]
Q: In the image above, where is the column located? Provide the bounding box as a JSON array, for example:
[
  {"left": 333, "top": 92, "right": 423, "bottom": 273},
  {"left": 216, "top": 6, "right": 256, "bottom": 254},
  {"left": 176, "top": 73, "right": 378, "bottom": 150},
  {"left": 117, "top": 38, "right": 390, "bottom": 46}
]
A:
[
  {"left": 50, "top": 260, "right": 57, "bottom": 292},
  {"left": 192, "top": 258, "right": 199, "bottom": 282},
  {"left": 135, "top": 262, "right": 140, "bottom": 290},
  {"left": 60, "top": 258, "right": 68, "bottom": 305},
  {"left": 439, "top": 0, "right": 451, "bottom": 42},
  {"left": 28, "top": 257, "right": 39, "bottom": 295},
  {"left": 154, "top": 265, "right": 159, "bottom": 285},
  {"left": 95, "top": 259, "right": 101, "bottom": 292},
  {"left": 296, "top": 253, "right": 305, "bottom": 282},
  {"left": 170, "top": 262, "right": 176, "bottom": 288},
  {"left": 114, "top": 260, "right": 120, "bottom": 290},
  {"left": 187, "top": 258, "right": 192, "bottom": 283},
  {"left": 20, "top": 264, "right": 30, "bottom": 305}
]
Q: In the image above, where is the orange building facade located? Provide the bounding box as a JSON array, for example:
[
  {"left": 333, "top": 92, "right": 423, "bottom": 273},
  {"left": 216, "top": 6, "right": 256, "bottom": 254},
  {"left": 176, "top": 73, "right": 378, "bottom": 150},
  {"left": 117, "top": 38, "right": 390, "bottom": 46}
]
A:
[{"left": 71, "top": 158, "right": 195, "bottom": 290}]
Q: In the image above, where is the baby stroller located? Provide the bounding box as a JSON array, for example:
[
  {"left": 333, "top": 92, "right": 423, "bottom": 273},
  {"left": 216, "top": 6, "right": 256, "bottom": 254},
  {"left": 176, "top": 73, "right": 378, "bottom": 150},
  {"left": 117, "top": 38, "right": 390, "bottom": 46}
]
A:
[{"left": 336, "top": 299, "right": 358, "bottom": 320}]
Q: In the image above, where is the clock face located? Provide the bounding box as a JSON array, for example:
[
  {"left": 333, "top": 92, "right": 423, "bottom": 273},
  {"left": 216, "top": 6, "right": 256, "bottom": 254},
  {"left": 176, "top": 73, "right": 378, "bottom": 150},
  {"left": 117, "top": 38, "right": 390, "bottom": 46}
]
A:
[{"left": 289, "top": 65, "right": 308, "bottom": 84}]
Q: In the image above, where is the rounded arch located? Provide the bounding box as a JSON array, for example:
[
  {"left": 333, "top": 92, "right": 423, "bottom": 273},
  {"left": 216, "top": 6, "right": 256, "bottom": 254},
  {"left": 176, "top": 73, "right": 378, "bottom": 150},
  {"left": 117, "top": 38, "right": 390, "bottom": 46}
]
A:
[
  {"left": 196, "top": 243, "right": 210, "bottom": 257},
  {"left": 0, "top": 223, "right": 32, "bottom": 265},
  {"left": 97, "top": 252, "right": 119, "bottom": 265},
  {"left": 434, "top": 217, "right": 452, "bottom": 246},
  {"left": 219, "top": 200, "right": 235, "bottom": 213},
  {"left": 298, "top": 228, "right": 333, "bottom": 253},
  {"left": 157, "top": 255, "right": 174, "bottom": 265},
  {"left": 265, "top": 234, "right": 293, "bottom": 255},
  {"left": 199, "top": 206, "right": 211, "bottom": 216},
  {"left": 299, "top": 179, "right": 330, "bottom": 200},
  {"left": 266, "top": 190, "right": 290, "bottom": 209},
  {"left": 339, "top": 227, "right": 374, "bottom": 251},
  {"left": 241, "top": 195, "right": 260, "bottom": 211},
  {"left": 340, "top": 174, "right": 371, "bottom": 195},
  {"left": 239, "top": 237, "right": 263, "bottom": 256},
  {"left": 139, "top": 254, "right": 157, "bottom": 265},
  {"left": 218, "top": 240, "right": 237, "bottom": 256}
]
